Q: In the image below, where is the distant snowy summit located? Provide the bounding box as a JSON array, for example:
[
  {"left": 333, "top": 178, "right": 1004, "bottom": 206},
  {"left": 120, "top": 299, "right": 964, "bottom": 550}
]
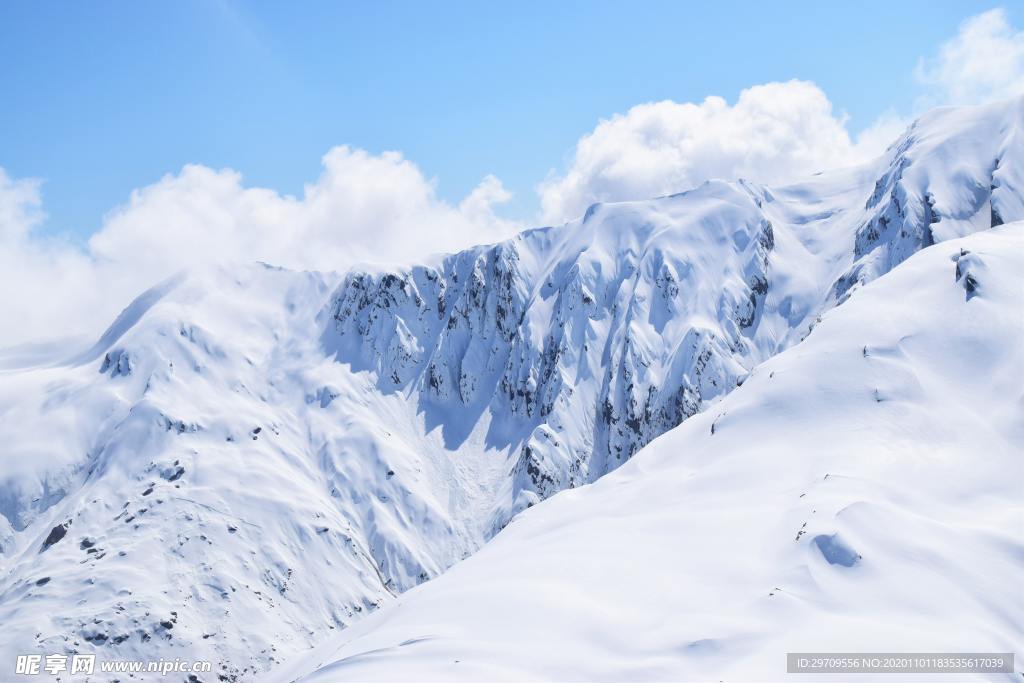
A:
[{"left": 0, "top": 97, "right": 1021, "bottom": 681}]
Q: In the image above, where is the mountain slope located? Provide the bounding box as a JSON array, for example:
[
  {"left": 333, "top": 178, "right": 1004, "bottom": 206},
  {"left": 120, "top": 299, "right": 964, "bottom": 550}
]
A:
[
  {"left": 0, "top": 266, "right": 505, "bottom": 680},
  {"left": 0, "top": 97, "right": 1021, "bottom": 680},
  {"left": 273, "top": 224, "right": 1024, "bottom": 683}
]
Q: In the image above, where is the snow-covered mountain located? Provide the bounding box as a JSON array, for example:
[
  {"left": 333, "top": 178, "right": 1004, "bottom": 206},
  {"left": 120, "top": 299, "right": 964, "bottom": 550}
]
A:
[
  {"left": 0, "top": 97, "right": 1021, "bottom": 681},
  {"left": 273, "top": 223, "right": 1024, "bottom": 683},
  {"left": 327, "top": 96, "right": 1021, "bottom": 520}
]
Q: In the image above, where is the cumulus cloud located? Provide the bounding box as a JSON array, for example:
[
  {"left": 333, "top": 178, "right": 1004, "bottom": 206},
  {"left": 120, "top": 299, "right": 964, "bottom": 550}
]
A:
[
  {"left": 0, "top": 170, "right": 98, "bottom": 347},
  {"left": 538, "top": 81, "right": 894, "bottom": 224},
  {"left": 0, "top": 149, "right": 516, "bottom": 347},
  {"left": 539, "top": 7, "right": 1024, "bottom": 225},
  {"left": 91, "top": 146, "right": 515, "bottom": 273},
  {"left": 915, "top": 8, "right": 1024, "bottom": 106},
  {"left": 0, "top": 169, "right": 44, "bottom": 241}
]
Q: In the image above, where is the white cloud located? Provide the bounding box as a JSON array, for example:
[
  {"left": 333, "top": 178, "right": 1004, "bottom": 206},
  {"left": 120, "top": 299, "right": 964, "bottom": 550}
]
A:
[
  {"left": 0, "top": 170, "right": 100, "bottom": 347},
  {"left": 91, "top": 146, "right": 516, "bottom": 273},
  {"left": 0, "top": 169, "right": 44, "bottom": 241},
  {"left": 458, "top": 174, "right": 512, "bottom": 227},
  {"left": 915, "top": 8, "right": 1024, "bottom": 106},
  {"left": 538, "top": 80, "right": 893, "bottom": 224},
  {"left": 0, "top": 149, "right": 516, "bottom": 347},
  {"left": 539, "top": 8, "right": 1024, "bottom": 225}
]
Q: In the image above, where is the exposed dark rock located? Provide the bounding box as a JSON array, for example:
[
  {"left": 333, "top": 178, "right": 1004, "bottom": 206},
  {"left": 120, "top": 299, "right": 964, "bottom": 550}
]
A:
[
  {"left": 41, "top": 521, "right": 71, "bottom": 552},
  {"left": 100, "top": 349, "right": 133, "bottom": 377}
]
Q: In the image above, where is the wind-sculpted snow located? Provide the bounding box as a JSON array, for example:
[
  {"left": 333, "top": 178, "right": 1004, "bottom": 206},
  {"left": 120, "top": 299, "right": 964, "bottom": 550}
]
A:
[
  {"left": 273, "top": 224, "right": 1024, "bottom": 683},
  {"left": 0, "top": 98, "right": 1022, "bottom": 680}
]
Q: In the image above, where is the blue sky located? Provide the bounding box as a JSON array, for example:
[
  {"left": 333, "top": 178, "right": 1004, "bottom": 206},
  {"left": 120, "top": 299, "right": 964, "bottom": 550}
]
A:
[{"left": 0, "top": 0, "right": 1005, "bottom": 240}]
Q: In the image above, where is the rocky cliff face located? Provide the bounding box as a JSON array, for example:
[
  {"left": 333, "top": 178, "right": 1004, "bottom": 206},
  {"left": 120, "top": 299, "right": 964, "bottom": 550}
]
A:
[
  {"left": 325, "top": 97, "right": 1024, "bottom": 528},
  {"left": 326, "top": 186, "right": 777, "bottom": 522}
]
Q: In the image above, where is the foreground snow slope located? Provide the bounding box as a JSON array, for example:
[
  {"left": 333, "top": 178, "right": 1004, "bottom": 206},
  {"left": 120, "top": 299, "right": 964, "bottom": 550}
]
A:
[{"left": 273, "top": 225, "right": 1024, "bottom": 683}]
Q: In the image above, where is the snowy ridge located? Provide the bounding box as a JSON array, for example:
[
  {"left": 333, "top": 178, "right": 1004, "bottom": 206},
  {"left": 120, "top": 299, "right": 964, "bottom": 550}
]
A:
[
  {"left": 326, "top": 97, "right": 1024, "bottom": 524},
  {"left": 0, "top": 97, "right": 1021, "bottom": 680},
  {"left": 274, "top": 224, "right": 1024, "bottom": 683}
]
